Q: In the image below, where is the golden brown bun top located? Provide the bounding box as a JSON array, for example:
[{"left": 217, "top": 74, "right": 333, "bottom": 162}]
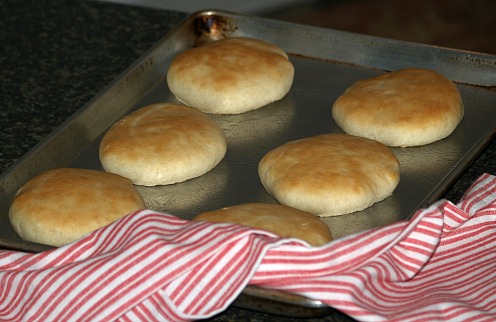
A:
[
  {"left": 171, "top": 37, "right": 289, "bottom": 86},
  {"left": 99, "top": 103, "right": 227, "bottom": 186},
  {"left": 167, "top": 37, "right": 294, "bottom": 114},
  {"left": 258, "top": 133, "right": 401, "bottom": 216},
  {"left": 194, "top": 202, "right": 333, "bottom": 246},
  {"left": 9, "top": 168, "right": 145, "bottom": 247},
  {"left": 332, "top": 68, "right": 463, "bottom": 147}
]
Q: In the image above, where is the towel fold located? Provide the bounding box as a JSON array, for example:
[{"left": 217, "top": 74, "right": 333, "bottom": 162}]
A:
[{"left": 1, "top": 173, "right": 495, "bottom": 322}]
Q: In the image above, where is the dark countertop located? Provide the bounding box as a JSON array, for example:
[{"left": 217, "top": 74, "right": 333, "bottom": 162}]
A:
[{"left": 0, "top": 1, "right": 494, "bottom": 321}]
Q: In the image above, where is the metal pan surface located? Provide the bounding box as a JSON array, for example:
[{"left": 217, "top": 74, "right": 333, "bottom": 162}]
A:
[{"left": 0, "top": 10, "right": 495, "bottom": 317}]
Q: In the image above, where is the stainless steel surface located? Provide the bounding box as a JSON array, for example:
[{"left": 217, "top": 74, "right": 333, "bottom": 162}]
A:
[{"left": 0, "top": 10, "right": 495, "bottom": 316}]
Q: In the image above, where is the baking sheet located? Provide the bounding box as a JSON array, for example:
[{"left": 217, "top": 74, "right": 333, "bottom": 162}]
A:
[{"left": 0, "top": 10, "right": 495, "bottom": 317}]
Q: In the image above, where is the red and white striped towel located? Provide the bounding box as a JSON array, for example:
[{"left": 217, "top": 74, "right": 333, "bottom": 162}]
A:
[{"left": 1, "top": 173, "right": 495, "bottom": 322}]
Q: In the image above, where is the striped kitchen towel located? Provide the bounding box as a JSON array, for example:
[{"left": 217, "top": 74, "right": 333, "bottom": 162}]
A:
[{"left": 0, "top": 173, "right": 495, "bottom": 322}]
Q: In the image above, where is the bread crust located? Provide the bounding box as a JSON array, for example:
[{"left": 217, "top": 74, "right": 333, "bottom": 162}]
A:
[
  {"left": 332, "top": 68, "right": 463, "bottom": 147},
  {"left": 9, "top": 168, "right": 145, "bottom": 247},
  {"left": 99, "top": 103, "right": 227, "bottom": 186},
  {"left": 258, "top": 134, "right": 401, "bottom": 216},
  {"left": 167, "top": 37, "right": 294, "bottom": 114},
  {"left": 194, "top": 203, "right": 332, "bottom": 246}
]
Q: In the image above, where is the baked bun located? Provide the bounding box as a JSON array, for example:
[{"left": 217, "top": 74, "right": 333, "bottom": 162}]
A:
[
  {"left": 332, "top": 68, "right": 463, "bottom": 147},
  {"left": 193, "top": 203, "right": 332, "bottom": 246},
  {"left": 99, "top": 103, "right": 227, "bottom": 186},
  {"left": 167, "top": 37, "right": 294, "bottom": 114},
  {"left": 9, "top": 168, "right": 145, "bottom": 247},
  {"left": 258, "top": 133, "right": 401, "bottom": 217}
]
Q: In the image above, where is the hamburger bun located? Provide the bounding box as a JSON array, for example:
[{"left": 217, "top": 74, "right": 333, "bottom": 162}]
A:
[
  {"left": 332, "top": 68, "right": 463, "bottom": 147},
  {"left": 9, "top": 168, "right": 145, "bottom": 247},
  {"left": 167, "top": 37, "right": 294, "bottom": 114},
  {"left": 258, "top": 133, "right": 401, "bottom": 216},
  {"left": 99, "top": 103, "right": 227, "bottom": 186},
  {"left": 194, "top": 202, "right": 332, "bottom": 246}
]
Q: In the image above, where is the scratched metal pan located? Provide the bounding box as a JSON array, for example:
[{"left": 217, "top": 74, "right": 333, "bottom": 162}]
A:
[{"left": 0, "top": 10, "right": 495, "bottom": 318}]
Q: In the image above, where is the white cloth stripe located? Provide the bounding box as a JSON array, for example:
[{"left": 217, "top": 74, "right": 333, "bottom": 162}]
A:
[{"left": 0, "top": 174, "right": 494, "bottom": 321}]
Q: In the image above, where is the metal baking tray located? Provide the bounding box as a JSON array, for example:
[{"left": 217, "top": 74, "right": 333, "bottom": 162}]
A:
[{"left": 1, "top": 10, "right": 495, "bottom": 318}]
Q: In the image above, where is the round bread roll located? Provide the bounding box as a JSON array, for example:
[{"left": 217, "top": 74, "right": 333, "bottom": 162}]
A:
[
  {"left": 99, "top": 103, "right": 227, "bottom": 186},
  {"left": 193, "top": 203, "right": 332, "bottom": 246},
  {"left": 9, "top": 168, "right": 145, "bottom": 247},
  {"left": 166, "top": 37, "right": 294, "bottom": 114},
  {"left": 258, "top": 133, "right": 401, "bottom": 217},
  {"left": 332, "top": 68, "right": 463, "bottom": 147}
]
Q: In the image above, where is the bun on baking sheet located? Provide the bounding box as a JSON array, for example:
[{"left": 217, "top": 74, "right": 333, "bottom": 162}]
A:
[
  {"left": 166, "top": 37, "right": 294, "bottom": 114},
  {"left": 193, "top": 202, "right": 332, "bottom": 246},
  {"left": 258, "top": 133, "right": 401, "bottom": 217},
  {"left": 9, "top": 168, "right": 145, "bottom": 247},
  {"left": 99, "top": 103, "right": 227, "bottom": 186},
  {"left": 332, "top": 68, "right": 463, "bottom": 147}
]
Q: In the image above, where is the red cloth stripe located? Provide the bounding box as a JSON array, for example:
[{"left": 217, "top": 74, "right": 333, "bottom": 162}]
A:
[{"left": 0, "top": 173, "right": 494, "bottom": 321}]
